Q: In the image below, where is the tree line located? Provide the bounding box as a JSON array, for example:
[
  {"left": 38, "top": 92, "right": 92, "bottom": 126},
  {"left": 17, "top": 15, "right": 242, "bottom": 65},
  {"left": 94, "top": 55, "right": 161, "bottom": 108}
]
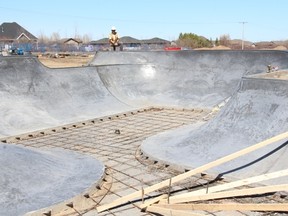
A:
[
  {"left": 177, "top": 33, "right": 231, "bottom": 49},
  {"left": 37, "top": 32, "right": 92, "bottom": 44}
]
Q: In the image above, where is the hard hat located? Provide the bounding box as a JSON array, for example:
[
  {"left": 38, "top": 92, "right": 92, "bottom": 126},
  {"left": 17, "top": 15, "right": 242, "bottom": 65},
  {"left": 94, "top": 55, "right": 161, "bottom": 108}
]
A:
[{"left": 111, "top": 26, "right": 116, "bottom": 31}]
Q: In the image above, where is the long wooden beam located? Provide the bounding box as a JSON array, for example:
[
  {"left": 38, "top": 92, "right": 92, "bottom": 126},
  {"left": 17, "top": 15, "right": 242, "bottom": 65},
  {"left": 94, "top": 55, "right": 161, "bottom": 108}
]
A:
[
  {"left": 146, "top": 205, "right": 206, "bottom": 216},
  {"left": 97, "top": 131, "right": 288, "bottom": 212},
  {"left": 165, "top": 168, "right": 288, "bottom": 204},
  {"left": 154, "top": 203, "right": 288, "bottom": 212},
  {"left": 168, "top": 184, "right": 288, "bottom": 203},
  {"left": 138, "top": 194, "right": 168, "bottom": 209}
]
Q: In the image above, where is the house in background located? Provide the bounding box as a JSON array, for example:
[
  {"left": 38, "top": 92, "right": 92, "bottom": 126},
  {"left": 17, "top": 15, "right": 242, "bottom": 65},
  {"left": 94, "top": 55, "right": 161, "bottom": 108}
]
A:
[
  {"left": 141, "top": 37, "right": 170, "bottom": 50},
  {"left": 59, "top": 38, "right": 83, "bottom": 52},
  {"left": 90, "top": 36, "right": 170, "bottom": 51},
  {"left": 90, "top": 38, "right": 110, "bottom": 51},
  {"left": 120, "top": 36, "right": 142, "bottom": 50},
  {"left": 0, "top": 22, "right": 38, "bottom": 51},
  {"left": 90, "top": 36, "right": 142, "bottom": 51}
]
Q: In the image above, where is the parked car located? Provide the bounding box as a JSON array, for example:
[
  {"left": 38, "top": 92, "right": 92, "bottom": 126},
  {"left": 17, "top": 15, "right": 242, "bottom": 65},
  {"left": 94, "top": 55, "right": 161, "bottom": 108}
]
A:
[{"left": 9, "top": 48, "right": 24, "bottom": 55}]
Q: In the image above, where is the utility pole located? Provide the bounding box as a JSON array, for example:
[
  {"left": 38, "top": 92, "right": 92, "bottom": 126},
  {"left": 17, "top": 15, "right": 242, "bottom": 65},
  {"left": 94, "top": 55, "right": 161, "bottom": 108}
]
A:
[{"left": 240, "top": 22, "right": 247, "bottom": 50}]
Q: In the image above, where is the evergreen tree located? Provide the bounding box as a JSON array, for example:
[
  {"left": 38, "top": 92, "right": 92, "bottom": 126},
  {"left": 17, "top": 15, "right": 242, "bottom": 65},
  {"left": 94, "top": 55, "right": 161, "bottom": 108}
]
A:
[{"left": 177, "top": 33, "right": 212, "bottom": 49}]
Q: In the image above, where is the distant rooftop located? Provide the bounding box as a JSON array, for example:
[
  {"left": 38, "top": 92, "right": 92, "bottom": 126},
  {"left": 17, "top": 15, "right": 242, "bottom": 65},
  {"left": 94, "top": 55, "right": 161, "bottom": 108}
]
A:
[
  {"left": 90, "top": 36, "right": 170, "bottom": 45},
  {"left": 0, "top": 22, "right": 37, "bottom": 41}
]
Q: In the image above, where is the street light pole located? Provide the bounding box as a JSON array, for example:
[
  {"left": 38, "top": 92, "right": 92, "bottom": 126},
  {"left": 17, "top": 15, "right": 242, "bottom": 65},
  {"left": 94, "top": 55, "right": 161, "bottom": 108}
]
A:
[{"left": 240, "top": 22, "right": 247, "bottom": 50}]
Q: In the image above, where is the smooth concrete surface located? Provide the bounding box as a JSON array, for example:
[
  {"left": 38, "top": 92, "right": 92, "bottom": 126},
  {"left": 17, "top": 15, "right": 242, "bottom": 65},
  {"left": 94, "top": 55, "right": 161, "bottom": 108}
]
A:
[
  {"left": 141, "top": 77, "right": 288, "bottom": 184},
  {"left": 0, "top": 143, "right": 104, "bottom": 216},
  {"left": 91, "top": 50, "right": 288, "bottom": 183},
  {"left": 2, "top": 51, "right": 288, "bottom": 137},
  {"left": 0, "top": 56, "right": 132, "bottom": 137},
  {"left": 1, "top": 50, "right": 288, "bottom": 214},
  {"left": 93, "top": 50, "right": 288, "bottom": 109}
]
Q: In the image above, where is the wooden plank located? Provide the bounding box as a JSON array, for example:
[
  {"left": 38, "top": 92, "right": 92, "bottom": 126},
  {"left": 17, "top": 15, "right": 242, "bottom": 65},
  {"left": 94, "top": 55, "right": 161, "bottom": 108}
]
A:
[
  {"left": 138, "top": 194, "right": 168, "bottom": 209},
  {"left": 146, "top": 205, "right": 206, "bottom": 216},
  {"left": 166, "top": 168, "right": 288, "bottom": 204},
  {"left": 154, "top": 203, "right": 288, "bottom": 212},
  {"left": 168, "top": 184, "right": 288, "bottom": 204},
  {"left": 97, "top": 131, "right": 288, "bottom": 212}
]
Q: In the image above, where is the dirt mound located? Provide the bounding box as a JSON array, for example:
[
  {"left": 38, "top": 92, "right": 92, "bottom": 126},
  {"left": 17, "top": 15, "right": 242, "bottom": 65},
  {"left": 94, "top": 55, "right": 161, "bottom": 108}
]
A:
[
  {"left": 273, "top": 45, "right": 287, "bottom": 50},
  {"left": 195, "top": 45, "right": 231, "bottom": 50}
]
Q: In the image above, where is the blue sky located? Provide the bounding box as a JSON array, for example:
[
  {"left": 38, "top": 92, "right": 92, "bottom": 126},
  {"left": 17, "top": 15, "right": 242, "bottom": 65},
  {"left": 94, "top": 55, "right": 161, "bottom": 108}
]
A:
[{"left": 0, "top": 0, "right": 287, "bottom": 42}]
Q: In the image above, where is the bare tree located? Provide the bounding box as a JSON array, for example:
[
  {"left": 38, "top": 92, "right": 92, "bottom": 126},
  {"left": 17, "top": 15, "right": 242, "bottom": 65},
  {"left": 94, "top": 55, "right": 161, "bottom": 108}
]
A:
[
  {"left": 219, "top": 34, "right": 231, "bottom": 46},
  {"left": 38, "top": 32, "right": 49, "bottom": 43},
  {"left": 50, "top": 32, "right": 61, "bottom": 42},
  {"left": 74, "top": 25, "right": 80, "bottom": 39},
  {"left": 82, "top": 34, "right": 92, "bottom": 44}
]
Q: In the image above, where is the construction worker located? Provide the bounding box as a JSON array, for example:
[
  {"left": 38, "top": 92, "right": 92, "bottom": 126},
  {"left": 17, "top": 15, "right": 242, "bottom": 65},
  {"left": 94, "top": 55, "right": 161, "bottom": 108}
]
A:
[{"left": 109, "top": 26, "right": 122, "bottom": 51}]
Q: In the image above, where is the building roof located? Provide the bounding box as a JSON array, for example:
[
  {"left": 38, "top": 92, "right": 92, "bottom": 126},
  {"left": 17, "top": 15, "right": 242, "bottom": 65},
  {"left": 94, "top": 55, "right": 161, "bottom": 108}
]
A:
[
  {"left": 90, "top": 36, "right": 141, "bottom": 45},
  {"left": 0, "top": 22, "right": 37, "bottom": 41},
  {"left": 120, "top": 36, "right": 141, "bottom": 44},
  {"left": 254, "top": 41, "right": 278, "bottom": 49},
  {"left": 141, "top": 37, "right": 170, "bottom": 44},
  {"left": 90, "top": 38, "right": 109, "bottom": 45},
  {"left": 90, "top": 36, "right": 170, "bottom": 45},
  {"left": 59, "top": 38, "right": 83, "bottom": 44}
]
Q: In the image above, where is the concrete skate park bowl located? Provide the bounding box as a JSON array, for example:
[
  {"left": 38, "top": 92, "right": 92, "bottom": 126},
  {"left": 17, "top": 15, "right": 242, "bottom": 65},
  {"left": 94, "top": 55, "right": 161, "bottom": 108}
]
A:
[{"left": 1, "top": 50, "right": 288, "bottom": 215}]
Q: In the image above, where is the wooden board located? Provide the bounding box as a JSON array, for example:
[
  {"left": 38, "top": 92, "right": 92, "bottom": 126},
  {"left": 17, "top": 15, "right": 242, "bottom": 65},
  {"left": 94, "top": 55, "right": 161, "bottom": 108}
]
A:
[
  {"left": 154, "top": 203, "right": 288, "bottom": 212},
  {"left": 138, "top": 194, "right": 168, "bottom": 209},
  {"left": 146, "top": 205, "right": 206, "bottom": 216},
  {"left": 168, "top": 184, "right": 288, "bottom": 203},
  {"left": 97, "top": 131, "right": 288, "bottom": 212},
  {"left": 166, "top": 168, "right": 288, "bottom": 204}
]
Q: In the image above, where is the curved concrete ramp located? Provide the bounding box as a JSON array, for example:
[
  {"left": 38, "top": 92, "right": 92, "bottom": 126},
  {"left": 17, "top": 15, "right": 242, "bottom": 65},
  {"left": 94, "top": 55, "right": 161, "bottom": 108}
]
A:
[
  {"left": 96, "top": 63, "right": 235, "bottom": 108},
  {"left": 1, "top": 49, "right": 288, "bottom": 208},
  {"left": 2, "top": 51, "right": 288, "bottom": 137},
  {"left": 93, "top": 50, "right": 288, "bottom": 109},
  {"left": 91, "top": 50, "right": 288, "bottom": 71},
  {"left": 141, "top": 77, "right": 288, "bottom": 184},
  {"left": 0, "top": 56, "right": 132, "bottom": 137},
  {"left": 0, "top": 143, "right": 104, "bottom": 216}
]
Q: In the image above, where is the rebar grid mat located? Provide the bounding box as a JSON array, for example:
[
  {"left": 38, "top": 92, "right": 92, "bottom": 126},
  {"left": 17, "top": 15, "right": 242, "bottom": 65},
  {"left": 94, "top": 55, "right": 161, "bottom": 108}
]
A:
[
  {"left": 3, "top": 107, "right": 286, "bottom": 216},
  {"left": 2, "top": 107, "right": 212, "bottom": 215}
]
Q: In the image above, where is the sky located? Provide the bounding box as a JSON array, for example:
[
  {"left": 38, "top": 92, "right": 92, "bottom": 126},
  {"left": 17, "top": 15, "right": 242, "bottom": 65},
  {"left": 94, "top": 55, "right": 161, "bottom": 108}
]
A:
[{"left": 0, "top": 0, "right": 288, "bottom": 42}]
